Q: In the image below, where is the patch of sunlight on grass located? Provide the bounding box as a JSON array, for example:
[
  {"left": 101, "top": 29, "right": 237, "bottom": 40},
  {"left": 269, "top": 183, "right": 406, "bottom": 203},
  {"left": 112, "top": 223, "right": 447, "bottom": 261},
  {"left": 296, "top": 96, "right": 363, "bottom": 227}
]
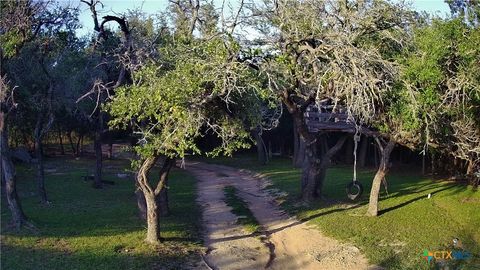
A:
[
  {"left": 1, "top": 157, "right": 203, "bottom": 270},
  {"left": 203, "top": 154, "right": 480, "bottom": 270}
]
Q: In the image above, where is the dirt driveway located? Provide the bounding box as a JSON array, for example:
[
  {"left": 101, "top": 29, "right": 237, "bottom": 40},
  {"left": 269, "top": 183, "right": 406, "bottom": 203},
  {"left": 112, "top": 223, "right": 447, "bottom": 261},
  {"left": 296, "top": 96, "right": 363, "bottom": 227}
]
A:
[{"left": 185, "top": 161, "right": 376, "bottom": 270}]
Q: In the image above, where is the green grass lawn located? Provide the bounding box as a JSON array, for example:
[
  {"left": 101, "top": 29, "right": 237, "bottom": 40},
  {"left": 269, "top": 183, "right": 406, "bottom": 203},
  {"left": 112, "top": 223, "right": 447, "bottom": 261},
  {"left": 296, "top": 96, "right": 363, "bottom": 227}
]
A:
[
  {"left": 200, "top": 154, "right": 480, "bottom": 270},
  {"left": 223, "top": 186, "right": 260, "bottom": 234},
  {"left": 1, "top": 157, "right": 202, "bottom": 270}
]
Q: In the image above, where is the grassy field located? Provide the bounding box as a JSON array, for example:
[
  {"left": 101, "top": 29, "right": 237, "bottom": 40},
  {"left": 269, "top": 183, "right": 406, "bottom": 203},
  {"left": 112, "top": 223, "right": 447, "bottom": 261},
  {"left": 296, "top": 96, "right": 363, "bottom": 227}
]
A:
[
  {"left": 201, "top": 154, "right": 480, "bottom": 270},
  {"left": 1, "top": 157, "right": 202, "bottom": 270}
]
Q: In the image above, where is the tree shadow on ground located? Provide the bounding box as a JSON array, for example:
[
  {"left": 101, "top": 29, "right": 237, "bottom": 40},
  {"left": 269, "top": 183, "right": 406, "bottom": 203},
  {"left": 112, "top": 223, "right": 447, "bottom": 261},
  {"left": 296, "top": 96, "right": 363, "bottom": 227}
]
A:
[
  {"left": 1, "top": 157, "right": 200, "bottom": 241},
  {"left": 378, "top": 184, "right": 461, "bottom": 216},
  {"left": 0, "top": 242, "right": 201, "bottom": 270},
  {"left": 210, "top": 202, "right": 366, "bottom": 244}
]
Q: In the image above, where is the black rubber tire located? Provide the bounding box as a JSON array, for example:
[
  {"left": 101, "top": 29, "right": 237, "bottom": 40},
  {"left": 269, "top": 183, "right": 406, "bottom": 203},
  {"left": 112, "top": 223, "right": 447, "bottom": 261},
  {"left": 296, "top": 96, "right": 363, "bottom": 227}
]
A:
[{"left": 346, "top": 181, "right": 363, "bottom": 201}]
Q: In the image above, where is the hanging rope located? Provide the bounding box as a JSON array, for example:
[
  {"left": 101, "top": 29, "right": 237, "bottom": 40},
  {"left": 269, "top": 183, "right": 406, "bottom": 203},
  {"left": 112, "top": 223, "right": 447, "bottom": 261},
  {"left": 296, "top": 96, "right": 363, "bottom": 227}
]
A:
[
  {"left": 346, "top": 125, "right": 364, "bottom": 201},
  {"left": 353, "top": 129, "right": 360, "bottom": 182}
]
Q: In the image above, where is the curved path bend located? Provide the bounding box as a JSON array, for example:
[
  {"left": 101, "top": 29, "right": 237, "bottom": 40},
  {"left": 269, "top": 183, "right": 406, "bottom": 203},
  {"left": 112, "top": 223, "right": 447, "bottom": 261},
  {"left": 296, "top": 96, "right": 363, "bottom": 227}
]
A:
[{"left": 184, "top": 161, "right": 375, "bottom": 270}]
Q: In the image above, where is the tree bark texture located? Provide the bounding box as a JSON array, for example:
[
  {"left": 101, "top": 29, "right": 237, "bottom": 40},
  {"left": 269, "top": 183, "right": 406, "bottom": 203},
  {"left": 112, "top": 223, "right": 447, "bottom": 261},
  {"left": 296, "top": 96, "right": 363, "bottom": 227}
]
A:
[
  {"left": 366, "top": 139, "right": 395, "bottom": 216},
  {"left": 300, "top": 147, "right": 318, "bottom": 202},
  {"left": 293, "top": 125, "right": 306, "bottom": 168},
  {"left": 300, "top": 133, "right": 348, "bottom": 202},
  {"left": 466, "top": 160, "right": 474, "bottom": 175},
  {"left": 137, "top": 184, "right": 170, "bottom": 220},
  {"left": 135, "top": 188, "right": 147, "bottom": 221},
  {"left": 253, "top": 126, "right": 268, "bottom": 165},
  {"left": 1, "top": 112, "right": 28, "bottom": 228},
  {"left": 68, "top": 131, "right": 76, "bottom": 156},
  {"left": 313, "top": 135, "right": 348, "bottom": 198},
  {"left": 145, "top": 192, "right": 160, "bottom": 244},
  {"left": 157, "top": 190, "right": 169, "bottom": 216},
  {"left": 136, "top": 156, "right": 175, "bottom": 244}
]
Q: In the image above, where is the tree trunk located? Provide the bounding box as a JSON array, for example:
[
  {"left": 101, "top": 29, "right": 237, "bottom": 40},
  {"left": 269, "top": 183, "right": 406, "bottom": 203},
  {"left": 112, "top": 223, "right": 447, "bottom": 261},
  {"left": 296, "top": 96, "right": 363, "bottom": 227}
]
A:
[
  {"left": 466, "top": 160, "right": 474, "bottom": 175},
  {"left": 288, "top": 111, "right": 317, "bottom": 201},
  {"left": 80, "top": 134, "right": 84, "bottom": 155},
  {"left": 136, "top": 184, "right": 170, "bottom": 220},
  {"left": 293, "top": 127, "right": 299, "bottom": 164},
  {"left": 75, "top": 134, "right": 82, "bottom": 157},
  {"left": 253, "top": 126, "right": 268, "bottom": 165},
  {"left": 1, "top": 117, "right": 28, "bottom": 228},
  {"left": 34, "top": 116, "right": 48, "bottom": 204},
  {"left": 158, "top": 184, "right": 169, "bottom": 217},
  {"left": 145, "top": 192, "right": 160, "bottom": 244},
  {"left": 157, "top": 157, "right": 174, "bottom": 217},
  {"left": 136, "top": 188, "right": 147, "bottom": 221},
  {"left": 293, "top": 124, "right": 306, "bottom": 168},
  {"left": 135, "top": 156, "right": 175, "bottom": 243},
  {"left": 301, "top": 135, "right": 347, "bottom": 201},
  {"left": 68, "top": 131, "right": 76, "bottom": 156},
  {"left": 466, "top": 160, "right": 479, "bottom": 187},
  {"left": 136, "top": 156, "right": 159, "bottom": 242},
  {"left": 366, "top": 139, "right": 395, "bottom": 216},
  {"left": 358, "top": 136, "right": 368, "bottom": 168},
  {"left": 296, "top": 139, "right": 306, "bottom": 167},
  {"left": 313, "top": 135, "right": 348, "bottom": 198},
  {"left": 300, "top": 149, "right": 319, "bottom": 202}
]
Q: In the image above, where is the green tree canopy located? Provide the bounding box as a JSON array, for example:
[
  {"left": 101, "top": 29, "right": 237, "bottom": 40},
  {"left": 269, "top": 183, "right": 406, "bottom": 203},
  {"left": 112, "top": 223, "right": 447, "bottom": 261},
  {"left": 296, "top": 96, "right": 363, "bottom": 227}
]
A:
[{"left": 399, "top": 17, "right": 480, "bottom": 174}]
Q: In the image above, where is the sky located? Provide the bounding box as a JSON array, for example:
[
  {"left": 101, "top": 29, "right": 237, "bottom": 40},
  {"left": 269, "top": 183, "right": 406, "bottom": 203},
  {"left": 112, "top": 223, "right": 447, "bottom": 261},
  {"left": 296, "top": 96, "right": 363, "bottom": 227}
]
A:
[{"left": 74, "top": 0, "right": 452, "bottom": 37}]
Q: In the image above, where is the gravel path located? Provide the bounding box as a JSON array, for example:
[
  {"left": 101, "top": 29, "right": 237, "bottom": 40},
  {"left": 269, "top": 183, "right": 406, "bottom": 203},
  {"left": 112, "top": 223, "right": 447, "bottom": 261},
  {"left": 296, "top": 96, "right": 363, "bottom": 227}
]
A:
[{"left": 185, "top": 161, "right": 376, "bottom": 270}]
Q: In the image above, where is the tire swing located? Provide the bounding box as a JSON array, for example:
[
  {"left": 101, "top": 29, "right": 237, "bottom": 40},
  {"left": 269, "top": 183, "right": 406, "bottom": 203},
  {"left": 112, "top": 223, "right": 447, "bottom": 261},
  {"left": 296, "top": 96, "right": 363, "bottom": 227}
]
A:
[{"left": 346, "top": 131, "right": 363, "bottom": 201}]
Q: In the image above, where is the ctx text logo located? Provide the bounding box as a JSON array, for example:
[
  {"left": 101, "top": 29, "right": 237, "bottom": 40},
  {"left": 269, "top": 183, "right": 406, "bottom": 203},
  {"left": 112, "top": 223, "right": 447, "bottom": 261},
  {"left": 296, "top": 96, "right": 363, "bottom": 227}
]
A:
[{"left": 422, "top": 249, "right": 472, "bottom": 263}]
